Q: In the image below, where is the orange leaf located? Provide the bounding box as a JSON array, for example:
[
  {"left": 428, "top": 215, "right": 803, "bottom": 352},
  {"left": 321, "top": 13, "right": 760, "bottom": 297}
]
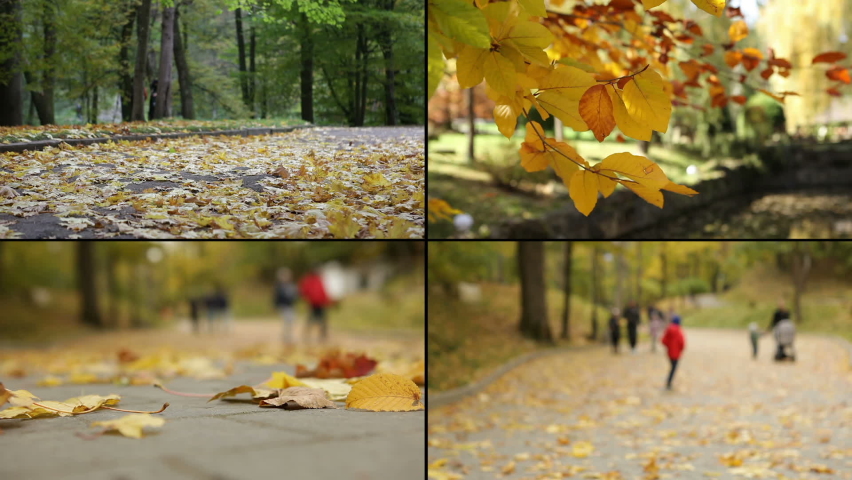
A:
[
  {"left": 730, "top": 95, "right": 747, "bottom": 105},
  {"left": 701, "top": 44, "right": 715, "bottom": 57},
  {"left": 728, "top": 20, "right": 748, "bottom": 43},
  {"left": 812, "top": 51, "right": 848, "bottom": 64},
  {"left": 724, "top": 51, "right": 742, "bottom": 68},
  {"left": 827, "top": 88, "right": 842, "bottom": 97},
  {"left": 760, "top": 67, "right": 774, "bottom": 80},
  {"left": 579, "top": 85, "right": 616, "bottom": 142},
  {"left": 826, "top": 66, "right": 851, "bottom": 84},
  {"left": 741, "top": 48, "right": 763, "bottom": 72},
  {"left": 711, "top": 94, "right": 728, "bottom": 107}
]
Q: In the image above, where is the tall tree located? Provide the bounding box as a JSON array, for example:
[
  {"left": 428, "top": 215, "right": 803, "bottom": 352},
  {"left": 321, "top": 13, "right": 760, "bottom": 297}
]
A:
[
  {"left": 298, "top": 11, "right": 314, "bottom": 123},
  {"left": 77, "top": 242, "right": 102, "bottom": 328},
  {"left": 153, "top": 5, "right": 176, "bottom": 119},
  {"left": 378, "top": 0, "right": 397, "bottom": 125},
  {"left": 173, "top": 3, "right": 194, "bottom": 119},
  {"left": 131, "top": 0, "right": 153, "bottom": 121},
  {"left": 589, "top": 246, "right": 600, "bottom": 341},
  {"left": 560, "top": 241, "right": 573, "bottom": 340},
  {"left": 118, "top": 4, "right": 138, "bottom": 122},
  {"left": 235, "top": 7, "right": 249, "bottom": 107},
  {"left": 0, "top": 0, "right": 24, "bottom": 126},
  {"left": 517, "top": 241, "right": 552, "bottom": 342},
  {"left": 28, "top": 0, "right": 57, "bottom": 125},
  {"left": 249, "top": 21, "right": 256, "bottom": 115}
]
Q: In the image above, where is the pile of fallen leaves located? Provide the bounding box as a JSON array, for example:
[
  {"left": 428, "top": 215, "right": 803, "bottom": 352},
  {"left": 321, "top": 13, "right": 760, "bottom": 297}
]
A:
[
  {"left": 0, "top": 127, "right": 423, "bottom": 238},
  {"left": 0, "top": 119, "right": 307, "bottom": 144}
]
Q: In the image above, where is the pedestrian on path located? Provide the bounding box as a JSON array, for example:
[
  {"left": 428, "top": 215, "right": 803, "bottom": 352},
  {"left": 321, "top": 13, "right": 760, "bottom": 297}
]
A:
[
  {"left": 661, "top": 312, "right": 685, "bottom": 390},
  {"left": 647, "top": 303, "right": 665, "bottom": 353},
  {"left": 299, "top": 266, "right": 332, "bottom": 343},
  {"left": 608, "top": 308, "right": 622, "bottom": 354},
  {"left": 623, "top": 300, "right": 641, "bottom": 354},
  {"left": 749, "top": 322, "right": 760, "bottom": 359},
  {"left": 189, "top": 297, "right": 201, "bottom": 334},
  {"left": 273, "top": 267, "right": 299, "bottom": 345}
]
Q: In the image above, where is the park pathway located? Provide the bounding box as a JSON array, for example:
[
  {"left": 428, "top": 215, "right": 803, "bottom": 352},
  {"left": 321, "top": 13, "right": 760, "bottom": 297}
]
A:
[{"left": 428, "top": 330, "right": 852, "bottom": 479}]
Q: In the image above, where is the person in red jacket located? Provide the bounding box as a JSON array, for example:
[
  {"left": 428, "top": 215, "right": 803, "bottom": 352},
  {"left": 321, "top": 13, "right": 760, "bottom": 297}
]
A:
[
  {"left": 299, "top": 266, "right": 332, "bottom": 343},
  {"left": 661, "top": 313, "right": 686, "bottom": 390}
]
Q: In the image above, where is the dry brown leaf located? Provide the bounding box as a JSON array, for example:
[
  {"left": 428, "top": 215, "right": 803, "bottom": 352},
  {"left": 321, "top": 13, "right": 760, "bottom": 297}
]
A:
[
  {"left": 259, "top": 387, "right": 336, "bottom": 409},
  {"left": 345, "top": 373, "right": 424, "bottom": 412},
  {"left": 208, "top": 385, "right": 276, "bottom": 402}
]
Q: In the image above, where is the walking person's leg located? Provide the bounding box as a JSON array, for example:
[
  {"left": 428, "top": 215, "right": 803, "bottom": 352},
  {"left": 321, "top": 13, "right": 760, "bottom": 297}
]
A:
[
  {"left": 628, "top": 324, "right": 637, "bottom": 352},
  {"left": 666, "top": 358, "right": 679, "bottom": 389}
]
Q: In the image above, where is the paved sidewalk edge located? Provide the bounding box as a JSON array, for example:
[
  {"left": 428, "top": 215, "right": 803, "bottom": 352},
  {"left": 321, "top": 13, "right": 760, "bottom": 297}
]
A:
[
  {"left": 427, "top": 343, "right": 601, "bottom": 409},
  {"left": 0, "top": 124, "right": 314, "bottom": 153},
  {"left": 427, "top": 329, "right": 852, "bottom": 409}
]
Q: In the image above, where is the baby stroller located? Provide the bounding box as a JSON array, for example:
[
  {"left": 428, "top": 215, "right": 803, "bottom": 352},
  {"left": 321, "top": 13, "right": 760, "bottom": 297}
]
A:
[{"left": 773, "top": 319, "right": 796, "bottom": 362}]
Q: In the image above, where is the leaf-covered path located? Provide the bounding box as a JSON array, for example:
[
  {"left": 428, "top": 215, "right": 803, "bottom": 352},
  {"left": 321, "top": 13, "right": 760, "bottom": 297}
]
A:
[
  {"left": 1, "top": 321, "right": 425, "bottom": 479},
  {"left": 0, "top": 126, "right": 424, "bottom": 238},
  {"left": 428, "top": 330, "right": 852, "bottom": 479}
]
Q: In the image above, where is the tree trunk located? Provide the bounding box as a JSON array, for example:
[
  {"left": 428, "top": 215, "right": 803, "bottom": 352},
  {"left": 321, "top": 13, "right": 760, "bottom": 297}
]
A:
[
  {"left": 298, "top": 12, "right": 313, "bottom": 123},
  {"left": 235, "top": 7, "right": 249, "bottom": 107},
  {"left": 173, "top": 5, "right": 194, "bottom": 119},
  {"left": 517, "top": 242, "right": 552, "bottom": 342},
  {"left": 635, "top": 242, "right": 642, "bottom": 303},
  {"left": 249, "top": 23, "right": 256, "bottom": 116},
  {"left": 466, "top": 88, "right": 475, "bottom": 163},
  {"left": 131, "top": 0, "right": 152, "bottom": 121},
  {"left": 590, "top": 246, "right": 600, "bottom": 341},
  {"left": 77, "top": 243, "right": 102, "bottom": 328},
  {"left": 0, "top": 0, "right": 24, "bottom": 126},
  {"left": 89, "top": 86, "right": 98, "bottom": 124},
  {"left": 118, "top": 5, "right": 137, "bottom": 122},
  {"left": 660, "top": 244, "right": 667, "bottom": 301},
  {"left": 379, "top": 0, "right": 398, "bottom": 126},
  {"left": 561, "top": 241, "right": 573, "bottom": 340},
  {"left": 29, "top": 0, "right": 56, "bottom": 125},
  {"left": 153, "top": 6, "right": 175, "bottom": 119},
  {"left": 791, "top": 243, "right": 811, "bottom": 324}
]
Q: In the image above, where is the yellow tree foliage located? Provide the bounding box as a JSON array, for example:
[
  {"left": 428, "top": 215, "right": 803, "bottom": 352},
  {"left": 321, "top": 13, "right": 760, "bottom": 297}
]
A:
[{"left": 428, "top": 0, "right": 841, "bottom": 216}]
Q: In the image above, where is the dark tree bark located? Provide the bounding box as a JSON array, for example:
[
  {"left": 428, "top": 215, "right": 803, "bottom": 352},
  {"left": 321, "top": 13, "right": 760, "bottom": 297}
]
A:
[
  {"left": 299, "top": 12, "right": 314, "bottom": 123},
  {"left": 249, "top": 23, "right": 256, "bottom": 115},
  {"left": 118, "top": 5, "right": 137, "bottom": 122},
  {"left": 589, "top": 246, "right": 600, "bottom": 341},
  {"left": 131, "top": 0, "right": 153, "bottom": 121},
  {"left": 29, "top": 0, "right": 56, "bottom": 125},
  {"left": 235, "top": 8, "right": 249, "bottom": 107},
  {"left": 77, "top": 243, "right": 102, "bottom": 328},
  {"left": 0, "top": 0, "right": 24, "bottom": 126},
  {"left": 635, "top": 242, "right": 643, "bottom": 303},
  {"left": 378, "top": 0, "right": 398, "bottom": 125},
  {"left": 466, "top": 88, "right": 475, "bottom": 163},
  {"left": 173, "top": 5, "right": 194, "bottom": 119},
  {"left": 790, "top": 243, "right": 811, "bottom": 324},
  {"left": 89, "top": 86, "right": 98, "bottom": 124},
  {"left": 153, "top": 6, "right": 175, "bottom": 119},
  {"left": 517, "top": 242, "right": 552, "bottom": 342},
  {"left": 561, "top": 241, "right": 573, "bottom": 340}
]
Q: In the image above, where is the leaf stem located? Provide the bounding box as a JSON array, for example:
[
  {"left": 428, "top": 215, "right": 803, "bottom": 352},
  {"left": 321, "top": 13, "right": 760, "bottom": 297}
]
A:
[
  {"left": 31, "top": 401, "right": 99, "bottom": 415},
  {"left": 154, "top": 383, "right": 213, "bottom": 398},
  {"left": 101, "top": 403, "right": 169, "bottom": 414}
]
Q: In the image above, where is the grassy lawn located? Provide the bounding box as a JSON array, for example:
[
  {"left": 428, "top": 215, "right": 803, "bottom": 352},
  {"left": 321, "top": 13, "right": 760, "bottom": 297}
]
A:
[
  {"left": 428, "top": 282, "right": 611, "bottom": 392},
  {"left": 664, "top": 265, "right": 852, "bottom": 342},
  {"left": 428, "top": 126, "right": 745, "bottom": 238}
]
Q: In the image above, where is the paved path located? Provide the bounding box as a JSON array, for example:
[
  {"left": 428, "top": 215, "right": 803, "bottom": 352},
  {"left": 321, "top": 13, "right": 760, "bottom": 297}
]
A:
[
  {"left": 428, "top": 330, "right": 852, "bottom": 479},
  {"left": 1, "top": 322, "right": 425, "bottom": 479}
]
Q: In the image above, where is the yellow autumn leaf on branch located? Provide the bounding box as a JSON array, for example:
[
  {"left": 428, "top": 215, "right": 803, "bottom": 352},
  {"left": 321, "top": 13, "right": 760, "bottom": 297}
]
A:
[
  {"left": 90, "top": 414, "right": 165, "bottom": 439},
  {"left": 728, "top": 20, "right": 748, "bottom": 43},
  {"left": 568, "top": 170, "right": 602, "bottom": 216},
  {"left": 621, "top": 68, "right": 672, "bottom": 133},
  {"left": 595, "top": 152, "right": 669, "bottom": 190},
  {"left": 345, "top": 373, "right": 424, "bottom": 412},
  {"left": 579, "top": 84, "right": 616, "bottom": 142},
  {"left": 608, "top": 85, "right": 653, "bottom": 141},
  {"left": 429, "top": 0, "right": 491, "bottom": 49},
  {"left": 641, "top": 0, "right": 668, "bottom": 9},
  {"left": 623, "top": 181, "right": 665, "bottom": 208},
  {"left": 536, "top": 65, "right": 597, "bottom": 131},
  {"left": 690, "top": 0, "right": 725, "bottom": 17}
]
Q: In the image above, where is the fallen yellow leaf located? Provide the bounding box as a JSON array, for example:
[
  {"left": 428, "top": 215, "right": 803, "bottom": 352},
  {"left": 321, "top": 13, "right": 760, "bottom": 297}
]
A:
[
  {"left": 90, "top": 414, "right": 165, "bottom": 439},
  {"left": 345, "top": 373, "right": 424, "bottom": 412}
]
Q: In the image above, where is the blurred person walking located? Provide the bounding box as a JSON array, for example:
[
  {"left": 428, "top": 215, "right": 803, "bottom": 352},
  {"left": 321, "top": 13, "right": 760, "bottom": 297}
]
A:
[
  {"left": 608, "top": 308, "right": 622, "bottom": 354},
  {"left": 299, "top": 266, "right": 332, "bottom": 343},
  {"left": 661, "top": 309, "right": 686, "bottom": 390},
  {"left": 647, "top": 303, "right": 665, "bottom": 353},
  {"left": 623, "top": 300, "right": 641, "bottom": 354},
  {"left": 274, "top": 268, "right": 299, "bottom": 344},
  {"left": 189, "top": 297, "right": 201, "bottom": 334},
  {"left": 206, "top": 284, "right": 230, "bottom": 333}
]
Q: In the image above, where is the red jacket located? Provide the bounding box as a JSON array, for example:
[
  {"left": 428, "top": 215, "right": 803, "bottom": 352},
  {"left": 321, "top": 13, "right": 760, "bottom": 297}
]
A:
[
  {"left": 661, "top": 324, "right": 685, "bottom": 360},
  {"left": 299, "top": 273, "right": 330, "bottom": 308}
]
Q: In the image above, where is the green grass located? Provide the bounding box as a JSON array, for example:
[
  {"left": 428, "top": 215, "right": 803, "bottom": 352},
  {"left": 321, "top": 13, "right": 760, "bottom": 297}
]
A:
[
  {"left": 666, "top": 265, "right": 852, "bottom": 342},
  {"left": 428, "top": 282, "right": 610, "bottom": 392}
]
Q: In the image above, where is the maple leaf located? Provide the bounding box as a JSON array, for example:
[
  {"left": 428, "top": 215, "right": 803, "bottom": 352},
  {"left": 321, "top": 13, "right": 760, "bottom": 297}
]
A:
[
  {"left": 89, "top": 414, "right": 165, "bottom": 439},
  {"left": 345, "top": 373, "right": 424, "bottom": 411},
  {"left": 259, "top": 387, "right": 337, "bottom": 409}
]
